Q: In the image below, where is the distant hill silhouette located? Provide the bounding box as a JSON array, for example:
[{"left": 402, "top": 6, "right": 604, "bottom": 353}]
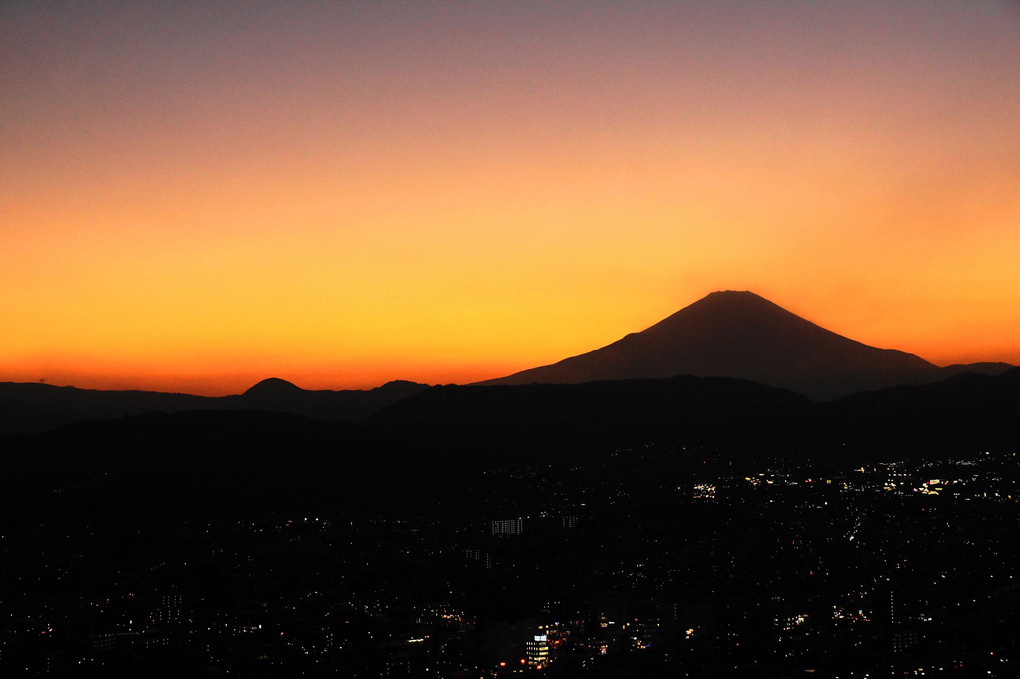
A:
[
  {"left": 369, "top": 375, "right": 813, "bottom": 454},
  {"left": 824, "top": 365, "right": 1020, "bottom": 452},
  {"left": 0, "top": 379, "right": 429, "bottom": 434},
  {"left": 232, "top": 378, "right": 428, "bottom": 423},
  {"left": 4, "top": 367, "right": 1017, "bottom": 513},
  {"left": 366, "top": 366, "right": 1020, "bottom": 460},
  {"left": 479, "top": 291, "right": 1012, "bottom": 400},
  {"left": 0, "top": 410, "right": 389, "bottom": 521},
  {"left": 0, "top": 383, "right": 208, "bottom": 435},
  {"left": 243, "top": 376, "right": 306, "bottom": 398}
]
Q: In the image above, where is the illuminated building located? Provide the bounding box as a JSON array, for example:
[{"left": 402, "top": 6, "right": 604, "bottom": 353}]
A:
[
  {"left": 156, "top": 592, "right": 182, "bottom": 625},
  {"left": 892, "top": 628, "right": 921, "bottom": 653},
  {"left": 526, "top": 633, "right": 550, "bottom": 668},
  {"left": 491, "top": 518, "right": 523, "bottom": 536}
]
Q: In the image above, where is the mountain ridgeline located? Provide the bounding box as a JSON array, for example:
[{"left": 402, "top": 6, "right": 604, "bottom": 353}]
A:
[
  {"left": 0, "top": 291, "right": 1012, "bottom": 436},
  {"left": 0, "top": 379, "right": 429, "bottom": 435}
]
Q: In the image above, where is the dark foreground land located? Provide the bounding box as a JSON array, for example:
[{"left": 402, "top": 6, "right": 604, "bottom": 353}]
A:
[{"left": 1, "top": 373, "right": 1019, "bottom": 677}]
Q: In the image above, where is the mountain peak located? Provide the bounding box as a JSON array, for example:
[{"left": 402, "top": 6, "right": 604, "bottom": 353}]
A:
[
  {"left": 682, "top": 289, "right": 781, "bottom": 316},
  {"left": 243, "top": 377, "right": 303, "bottom": 397},
  {"left": 705, "top": 289, "right": 759, "bottom": 298},
  {"left": 694, "top": 289, "right": 785, "bottom": 309}
]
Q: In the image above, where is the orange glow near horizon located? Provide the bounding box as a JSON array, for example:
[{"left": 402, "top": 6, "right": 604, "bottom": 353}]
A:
[{"left": 3, "top": 2, "right": 1020, "bottom": 395}]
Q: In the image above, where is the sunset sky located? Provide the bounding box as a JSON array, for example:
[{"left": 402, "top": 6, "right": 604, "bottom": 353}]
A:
[{"left": 3, "top": 1, "right": 1019, "bottom": 395}]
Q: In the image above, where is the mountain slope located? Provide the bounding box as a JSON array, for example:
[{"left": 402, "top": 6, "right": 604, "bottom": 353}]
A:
[{"left": 480, "top": 291, "right": 945, "bottom": 400}]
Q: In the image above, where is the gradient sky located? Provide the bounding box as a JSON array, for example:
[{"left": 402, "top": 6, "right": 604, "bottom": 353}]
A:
[{"left": 3, "top": 1, "right": 1019, "bottom": 395}]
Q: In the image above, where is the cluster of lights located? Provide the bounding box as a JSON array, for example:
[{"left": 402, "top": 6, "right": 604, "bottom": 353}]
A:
[{"left": 691, "top": 484, "right": 716, "bottom": 500}]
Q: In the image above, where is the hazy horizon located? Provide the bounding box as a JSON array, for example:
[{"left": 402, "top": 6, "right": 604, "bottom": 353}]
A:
[{"left": 3, "top": 288, "right": 1014, "bottom": 397}]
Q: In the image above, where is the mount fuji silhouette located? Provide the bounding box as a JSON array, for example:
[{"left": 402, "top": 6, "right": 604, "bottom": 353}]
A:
[{"left": 479, "top": 290, "right": 1009, "bottom": 400}]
